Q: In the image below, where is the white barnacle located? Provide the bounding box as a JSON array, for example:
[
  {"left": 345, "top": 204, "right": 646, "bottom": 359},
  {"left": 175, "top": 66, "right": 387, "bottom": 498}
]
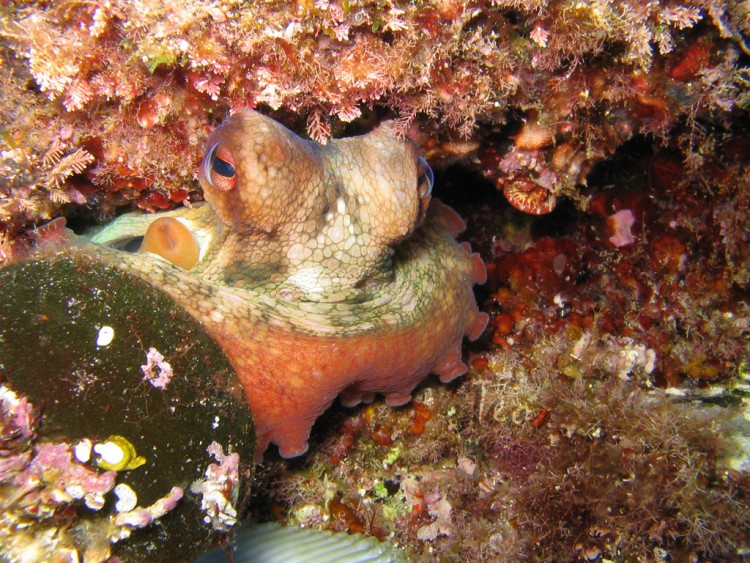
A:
[
  {"left": 94, "top": 440, "right": 125, "bottom": 466},
  {"left": 114, "top": 483, "right": 138, "bottom": 513},
  {"left": 65, "top": 484, "right": 85, "bottom": 500},
  {"left": 74, "top": 438, "right": 92, "bottom": 463},
  {"left": 96, "top": 325, "right": 115, "bottom": 347}
]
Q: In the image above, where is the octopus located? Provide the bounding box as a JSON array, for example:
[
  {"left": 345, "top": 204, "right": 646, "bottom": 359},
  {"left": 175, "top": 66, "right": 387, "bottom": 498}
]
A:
[{"left": 33, "top": 110, "right": 488, "bottom": 458}]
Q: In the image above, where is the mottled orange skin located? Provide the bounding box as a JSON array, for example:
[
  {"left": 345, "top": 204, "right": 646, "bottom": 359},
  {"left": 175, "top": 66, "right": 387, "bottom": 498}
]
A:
[
  {"left": 219, "top": 274, "right": 474, "bottom": 456},
  {"left": 61, "top": 110, "right": 488, "bottom": 457}
]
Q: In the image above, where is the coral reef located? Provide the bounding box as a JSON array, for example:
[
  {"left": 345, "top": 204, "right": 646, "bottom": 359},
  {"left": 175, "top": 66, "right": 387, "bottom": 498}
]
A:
[
  {"left": 1, "top": 1, "right": 748, "bottom": 252},
  {"left": 1, "top": 0, "right": 749, "bottom": 561}
]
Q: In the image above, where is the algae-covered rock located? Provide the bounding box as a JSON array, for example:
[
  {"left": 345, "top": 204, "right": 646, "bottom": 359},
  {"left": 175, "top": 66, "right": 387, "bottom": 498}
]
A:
[{"left": 0, "top": 254, "right": 256, "bottom": 562}]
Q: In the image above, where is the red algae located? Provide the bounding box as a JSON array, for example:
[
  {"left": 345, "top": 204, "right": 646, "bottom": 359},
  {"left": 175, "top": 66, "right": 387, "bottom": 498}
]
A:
[{"left": 1, "top": 1, "right": 748, "bottom": 254}]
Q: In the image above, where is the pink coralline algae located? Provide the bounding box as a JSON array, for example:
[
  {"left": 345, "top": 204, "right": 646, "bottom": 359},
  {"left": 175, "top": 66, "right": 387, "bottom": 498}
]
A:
[
  {"left": 0, "top": 385, "right": 37, "bottom": 482},
  {"left": 608, "top": 209, "right": 637, "bottom": 247},
  {"left": 191, "top": 441, "right": 240, "bottom": 531},
  {"left": 141, "top": 347, "right": 174, "bottom": 389},
  {"left": 0, "top": 385, "right": 36, "bottom": 443},
  {"left": 0, "top": 383, "right": 187, "bottom": 559},
  {"left": 19, "top": 443, "right": 117, "bottom": 512},
  {"left": 112, "top": 486, "right": 185, "bottom": 541},
  {"left": 1, "top": 384, "right": 116, "bottom": 515}
]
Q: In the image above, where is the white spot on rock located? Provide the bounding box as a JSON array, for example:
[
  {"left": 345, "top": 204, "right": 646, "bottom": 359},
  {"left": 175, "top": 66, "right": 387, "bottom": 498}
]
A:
[
  {"left": 114, "top": 483, "right": 138, "bottom": 513},
  {"left": 74, "top": 439, "right": 92, "bottom": 463},
  {"left": 96, "top": 325, "right": 115, "bottom": 347}
]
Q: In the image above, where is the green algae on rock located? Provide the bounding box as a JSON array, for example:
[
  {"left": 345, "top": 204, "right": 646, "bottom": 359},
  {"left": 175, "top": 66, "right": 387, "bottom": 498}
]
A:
[{"left": 0, "top": 255, "right": 255, "bottom": 562}]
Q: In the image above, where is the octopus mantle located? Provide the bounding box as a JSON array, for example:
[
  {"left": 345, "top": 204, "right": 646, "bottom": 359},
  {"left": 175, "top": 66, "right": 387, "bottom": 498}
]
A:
[{"left": 35, "top": 110, "right": 488, "bottom": 458}]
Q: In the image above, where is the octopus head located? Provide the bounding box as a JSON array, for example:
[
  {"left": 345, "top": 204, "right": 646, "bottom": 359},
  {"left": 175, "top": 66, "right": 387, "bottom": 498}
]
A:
[{"left": 198, "top": 109, "right": 325, "bottom": 235}]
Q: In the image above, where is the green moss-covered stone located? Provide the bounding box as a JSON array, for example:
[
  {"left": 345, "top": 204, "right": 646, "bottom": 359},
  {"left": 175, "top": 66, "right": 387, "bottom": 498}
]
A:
[{"left": 0, "top": 254, "right": 255, "bottom": 561}]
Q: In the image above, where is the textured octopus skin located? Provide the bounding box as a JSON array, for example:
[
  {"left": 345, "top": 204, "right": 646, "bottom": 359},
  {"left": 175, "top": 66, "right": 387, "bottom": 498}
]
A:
[{"left": 45, "top": 110, "right": 489, "bottom": 458}]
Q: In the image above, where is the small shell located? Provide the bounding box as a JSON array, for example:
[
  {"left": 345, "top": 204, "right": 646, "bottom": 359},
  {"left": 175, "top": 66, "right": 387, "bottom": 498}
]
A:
[
  {"left": 74, "top": 439, "right": 92, "bottom": 463},
  {"left": 503, "top": 179, "right": 557, "bottom": 215},
  {"left": 114, "top": 483, "right": 138, "bottom": 513},
  {"left": 93, "top": 435, "right": 146, "bottom": 471}
]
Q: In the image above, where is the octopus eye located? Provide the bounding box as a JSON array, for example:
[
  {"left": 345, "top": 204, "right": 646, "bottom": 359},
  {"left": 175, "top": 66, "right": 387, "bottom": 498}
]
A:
[
  {"left": 203, "top": 142, "right": 237, "bottom": 191},
  {"left": 417, "top": 156, "right": 434, "bottom": 200}
]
